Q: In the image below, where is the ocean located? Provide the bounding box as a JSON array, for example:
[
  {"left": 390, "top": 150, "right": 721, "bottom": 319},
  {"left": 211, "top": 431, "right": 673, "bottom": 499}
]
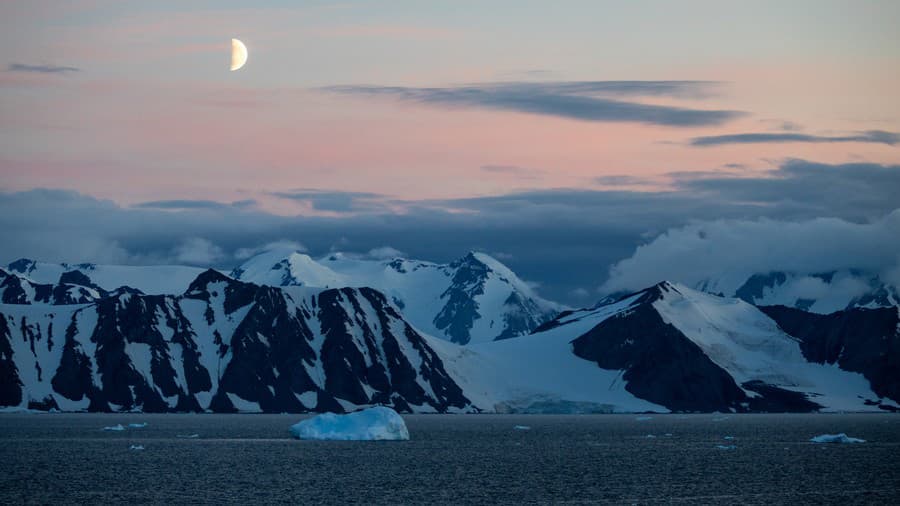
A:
[{"left": 1, "top": 413, "right": 898, "bottom": 504}]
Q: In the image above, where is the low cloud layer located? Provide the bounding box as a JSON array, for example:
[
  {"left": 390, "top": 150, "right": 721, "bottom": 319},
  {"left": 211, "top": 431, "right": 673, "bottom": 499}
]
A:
[
  {"left": 2, "top": 159, "right": 897, "bottom": 305},
  {"left": 690, "top": 130, "right": 899, "bottom": 146},
  {"left": 602, "top": 211, "right": 900, "bottom": 295},
  {"left": 324, "top": 81, "right": 744, "bottom": 127}
]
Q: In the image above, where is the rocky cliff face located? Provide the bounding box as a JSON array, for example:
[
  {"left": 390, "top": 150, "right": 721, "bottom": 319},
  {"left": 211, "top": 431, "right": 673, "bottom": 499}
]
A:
[
  {"left": 0, "top": 270, "right": 472, "bottom": 413},
  {"left": 760, "top": 304, "right": 900, "bottom": 409}
]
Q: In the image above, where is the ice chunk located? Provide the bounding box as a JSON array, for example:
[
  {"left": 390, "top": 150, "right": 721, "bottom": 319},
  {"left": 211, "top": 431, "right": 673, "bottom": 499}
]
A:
[
  {"left": 810, "top": 433, "right": 866, "bottom": 444},
  {"left": 102, "top": 424, "right": 125, "bottom": 431},
  {"left": 289, "top": 406, "right": 410, "bottom": 441},
  {"left": 715, "top": 444, "right": 737, "bottom": 450},
  {"left": 513, "top": 425, "right": 531, "bottom": 430},
  {"left": 128, "top": 423, "right": 148, "bottom": 428},
  {"left": 176, "top": 434, "right": 200, "bottom": 439},
  {"left": 635, "top": 416, "right": 653, "bottom": 421},
  {"left": 129, "top": 445, "right": 145, "bottom": 451}
]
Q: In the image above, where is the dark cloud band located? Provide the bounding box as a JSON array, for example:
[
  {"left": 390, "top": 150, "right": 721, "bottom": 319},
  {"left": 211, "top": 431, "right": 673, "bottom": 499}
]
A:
[
  {"left": 2, "top": 160, "right": 897, "bottom": 305},
  {"left": 7, "top": 63, "right": 80, "bottom": 74},
  {"left": 690, "top": 130, "right": 898, "bottom": 146},
  {"left": 323, "top": 81, "right": 744, "bottom": 127}
]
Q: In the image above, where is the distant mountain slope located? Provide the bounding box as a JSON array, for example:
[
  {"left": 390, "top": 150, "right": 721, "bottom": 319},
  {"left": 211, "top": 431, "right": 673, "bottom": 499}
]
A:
[
  {"left": 231, "top": 249, "right": 565, "bottom": 345},
  {"left": 490, "top": 282, "right": 896, "bottom": 413},
  {"left": 0, "top": 270, "right": 472, "bottom": 413},
  {"left": 6, "top": 258, "right": 207, "bottom": 296}
]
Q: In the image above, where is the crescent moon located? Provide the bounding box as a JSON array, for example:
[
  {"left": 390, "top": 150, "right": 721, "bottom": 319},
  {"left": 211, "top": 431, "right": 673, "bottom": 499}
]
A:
[{"left": 230, "top": 38, "right": 248, "bottom": 71}]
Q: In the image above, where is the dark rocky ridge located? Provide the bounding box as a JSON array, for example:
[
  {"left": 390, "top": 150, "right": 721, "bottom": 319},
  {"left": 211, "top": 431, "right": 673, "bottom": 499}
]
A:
[
  {"left": 569, "top": 283, "right": 824, "bottom": 412},
  {"left": 1, "top": 270, "right": 472, "bottom": 413},
  {"left": 760, "top": 304, "right": 900, "bottom": 407}
]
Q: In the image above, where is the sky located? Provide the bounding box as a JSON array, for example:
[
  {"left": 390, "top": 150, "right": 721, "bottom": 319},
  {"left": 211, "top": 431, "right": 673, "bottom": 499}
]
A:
[{"left": 2, "top": 1, "right": 899, "bottom": 304}]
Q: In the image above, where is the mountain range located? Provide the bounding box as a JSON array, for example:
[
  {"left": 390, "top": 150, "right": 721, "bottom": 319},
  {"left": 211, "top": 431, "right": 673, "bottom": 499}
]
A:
[{"left": 2, "top": 251, "right": 898, "bottom": 414}]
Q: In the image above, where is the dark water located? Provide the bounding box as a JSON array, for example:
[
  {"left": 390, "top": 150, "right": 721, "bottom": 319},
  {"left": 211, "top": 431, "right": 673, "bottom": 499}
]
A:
[{"left": 1, "top": 413, "right": 898, "bottom": 504}]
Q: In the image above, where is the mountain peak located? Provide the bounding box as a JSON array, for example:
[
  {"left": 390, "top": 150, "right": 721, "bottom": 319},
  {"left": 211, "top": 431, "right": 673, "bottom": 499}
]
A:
[
  {"left": 7, "top": 258, "right": 36, "bottom": 274},
  {"left": 185, "top": 269, "right": 234, "bottom": 295}
]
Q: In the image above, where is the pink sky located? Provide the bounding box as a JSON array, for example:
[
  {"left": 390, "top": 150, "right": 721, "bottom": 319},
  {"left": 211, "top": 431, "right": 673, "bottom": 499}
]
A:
[{"left": 1, "top": 1, "right": 898, "bottom": 214}]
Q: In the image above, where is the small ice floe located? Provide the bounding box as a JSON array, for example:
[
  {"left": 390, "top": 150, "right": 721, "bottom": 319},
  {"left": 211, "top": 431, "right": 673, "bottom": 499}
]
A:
[
  {"left": 513, "top": 425, "right": 531, "bottom": 431},
  {"left": 129, "top": 445, "right": 145, "bottom": 451},
  {"left": 128, "top": 423, "right": 148, "bottom": 428},
  {"left": 715, "top": 445, "right": 737, "bottom": 450},
  {"left": 176, "top": 434, "right": 200, "bottom": 439},
  {"left": 289, "top": 406, "right": 409, "bottom": 441},
  {"left": 635, "top": 416, "right": 653, "bottom": 421},
  {"left": 102, "top": 424, "right": 125, "bottom": 431},
  {"left": 810, "top": 433, "right": 866, "bottom": 444},
  {"left": 723, "top": 436, "right": 735, "bottom": 440}
]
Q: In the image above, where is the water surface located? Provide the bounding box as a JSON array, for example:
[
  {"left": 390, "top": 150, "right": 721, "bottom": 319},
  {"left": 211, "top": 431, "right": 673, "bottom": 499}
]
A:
[{"left": 1, "top": 413, "right": 898, "bottom": 504}]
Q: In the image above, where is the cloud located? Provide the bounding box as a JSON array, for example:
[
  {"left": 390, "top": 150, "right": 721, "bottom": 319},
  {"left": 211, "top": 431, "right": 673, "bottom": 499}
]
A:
[
  {"left": 234, "top": 240, "right": 307, "bottom": 260},
  {"left": 7, "top": 63, "right": 80, "bottom": 74},
  {"left": 323, "top": 81, "right": 744, "bottom": 127},
  {"left": 2, "top": 159, "right": 898, "bottom": 305},
  {"left": 366, "top": 246, "right": 405, "bottom": 260},
  {"left": 601, "top": 211, "right": 900, "bottom": 295},
  {"left": 134, "top": 199, "right": 257, "bottom": 210},
  {"left": 172, "top": 238, "right": 224, "bottom": 265},
  {"left": 269, "top": 189, "right": 387, "bottom": 213},
  {"left": 569, "top": 287, "right": 591, "bottom": 299},
  {"left": 674, "top": 159, "right": 900, "bottom": 221},
  {"left": 690, "top": 130, "right": 899, "bottom": 146}
]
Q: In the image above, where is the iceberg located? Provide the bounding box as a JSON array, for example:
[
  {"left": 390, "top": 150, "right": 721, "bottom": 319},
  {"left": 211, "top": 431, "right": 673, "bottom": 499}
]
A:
[
  {"left": 102, "top": 424, "right": 125, "bottom": 431},
  {"left": 129, "top": 445, "right": 145, "bottom": 451},
  {"left": 289, "top": 406, "right": 410, "bottom": 441},
  {"left": 810, "top": 433, "right": 865, "bottom": 444},
  {"left": 513, "top": 425, "right": 531, "bottom": 431}
]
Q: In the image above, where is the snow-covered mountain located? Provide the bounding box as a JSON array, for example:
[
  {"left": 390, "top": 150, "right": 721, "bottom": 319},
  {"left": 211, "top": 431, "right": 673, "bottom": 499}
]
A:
[
  {"left": 0, "top": 270, "right": 472, "bottom": 413},
  {"left": 456, "top": 281, "right": 897, "bottom": 413},
  {"left": 5, "top": 258, "right": 207, "bottom": 296},
  {"left": 231, "top": 249, "right": 565, "bottom": 345},
  {"left": 695, "top": 270, "right": 899, "bottom": 314},
  {"left": 3, "top": 254, "right": 898, "bottom": 414}
]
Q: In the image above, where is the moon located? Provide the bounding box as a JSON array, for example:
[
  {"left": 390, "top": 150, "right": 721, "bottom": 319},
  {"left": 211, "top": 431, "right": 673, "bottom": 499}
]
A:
[{"left": 230, "top": 38, "right": 248, "bottom": 71}]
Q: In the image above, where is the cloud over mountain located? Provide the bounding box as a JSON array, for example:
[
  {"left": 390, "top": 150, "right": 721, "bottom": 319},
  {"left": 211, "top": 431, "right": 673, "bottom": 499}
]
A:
[{"left": 602, "top": 211, "right": 900, "bottom": 295}]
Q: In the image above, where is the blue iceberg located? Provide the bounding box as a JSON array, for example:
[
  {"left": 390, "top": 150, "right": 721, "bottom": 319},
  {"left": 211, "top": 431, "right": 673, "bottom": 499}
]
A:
[{"left": 289, "top": 406, "right": 410, "bottom": 441}]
